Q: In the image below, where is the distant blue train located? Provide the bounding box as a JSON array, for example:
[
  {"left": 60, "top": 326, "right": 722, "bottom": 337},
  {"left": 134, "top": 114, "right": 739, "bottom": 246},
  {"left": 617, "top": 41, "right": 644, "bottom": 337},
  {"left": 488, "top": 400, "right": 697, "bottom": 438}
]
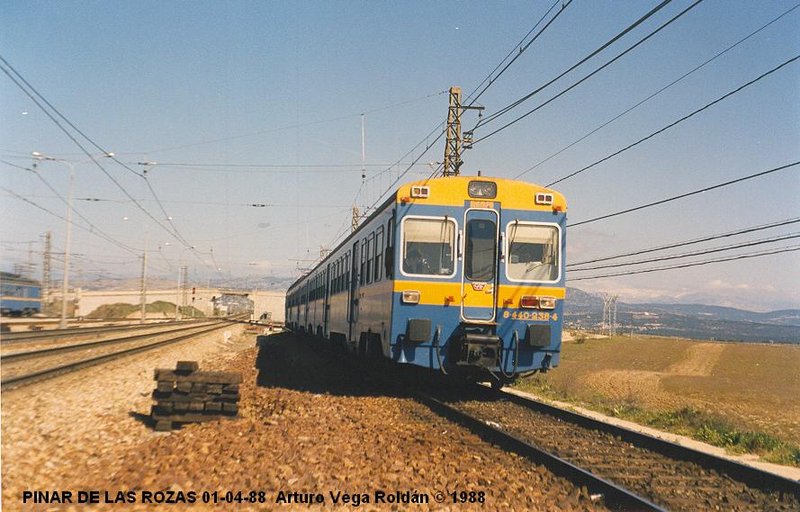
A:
[{"left": 0, "top": 272, "right": 42, "bottom": 317}]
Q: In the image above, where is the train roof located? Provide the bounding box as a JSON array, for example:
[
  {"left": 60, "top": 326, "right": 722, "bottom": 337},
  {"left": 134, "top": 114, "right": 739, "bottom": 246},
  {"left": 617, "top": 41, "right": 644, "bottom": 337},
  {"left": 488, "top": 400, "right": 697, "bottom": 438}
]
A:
[
  {"left": 287, "top": 176, "right": 566, "bottom": 293},
  {"left": 0, "top": 272, "right": 41, "bottom": 286},
  {"left": 396, "top": 175, "right": 567, "bottom": 211}
]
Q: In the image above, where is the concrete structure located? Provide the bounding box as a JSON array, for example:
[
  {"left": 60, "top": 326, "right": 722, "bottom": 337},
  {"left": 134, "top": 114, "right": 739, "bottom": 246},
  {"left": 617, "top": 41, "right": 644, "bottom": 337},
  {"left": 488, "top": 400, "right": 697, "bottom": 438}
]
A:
[
  {"left": 51, "top": 288, "right": 286, "bottom": 321},
  {"left": 249, "top": 290, "right": 286, "bottom": 322}
]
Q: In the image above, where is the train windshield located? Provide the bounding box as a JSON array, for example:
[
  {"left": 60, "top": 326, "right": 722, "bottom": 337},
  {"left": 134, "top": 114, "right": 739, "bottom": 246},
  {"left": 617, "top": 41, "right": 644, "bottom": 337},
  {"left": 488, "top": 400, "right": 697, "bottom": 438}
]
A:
[
  {"left": 402, "top": 217, "right": 456, "bottom": 276},
  {"left": 506, "top": 222, "right": 560, "bottom": 282}
]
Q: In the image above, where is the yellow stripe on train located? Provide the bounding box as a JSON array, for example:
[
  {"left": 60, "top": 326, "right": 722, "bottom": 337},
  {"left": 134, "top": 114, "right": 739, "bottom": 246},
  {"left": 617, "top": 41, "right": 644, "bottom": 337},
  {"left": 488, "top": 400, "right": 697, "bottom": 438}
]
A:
[{"left": 394, "top": 280, "right": 565, "bottom": 307}]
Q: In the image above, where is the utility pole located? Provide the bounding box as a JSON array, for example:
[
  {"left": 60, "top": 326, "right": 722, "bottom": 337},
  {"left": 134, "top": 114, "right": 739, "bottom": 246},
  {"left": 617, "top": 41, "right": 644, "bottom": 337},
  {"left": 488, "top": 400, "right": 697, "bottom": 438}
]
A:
[
  {"left": 139, "top": 243, "right": 148, "bottom": 324},
  {"left": 443, "top": 87, "right": 462, "bottom": 177},
  {"left": 60, "top": 162, "right": 75, "bottom": 329},
  {"left": 42, "top": 231, "right": 52, "bottom": 314},
  {"left": 181, "top": 265, "right": 189, "bottom": 316},
  {"left": 443, "top": 86, "right": 483, "bottom": 177},
  {"left": 351, "top": 206, "right": 360, "bottom": 233}
]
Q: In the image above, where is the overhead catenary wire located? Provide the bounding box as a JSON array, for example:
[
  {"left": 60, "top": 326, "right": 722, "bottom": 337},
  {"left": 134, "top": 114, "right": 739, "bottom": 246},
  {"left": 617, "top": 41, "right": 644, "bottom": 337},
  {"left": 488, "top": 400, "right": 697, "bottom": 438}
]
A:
[
  {"left": 365, "top": 1, "right": 573, "bottom": 209},
  {"left": 569, "top": 232, "right": 800, "bottom": 271},
  {"left": 139, "top": 89, "right": 448, "bottom": 155},
  {"left": 569, "top": 245, "right": 800, "bottom": 281},
  {"left": 568, "top": 217, "right": 800, "bottom": 267},
  {"left": 0, "top": 56, "right": 199, "bottom": 255},
  {"left": 568, "top": 161, "right": 799, "bottom": 228},
  {"left": 475, "top": 0, "right": 707, "bottom": 147},
  {"left": 514, "top": 3, "right": 800, "bottom": 180},
  {"left": 1, "top": 186, "right": 139, "bottom": 255},
  {"left": 465, "top": 0, "right": 570, "bottom": 106},
  {"left": 473, "top": 0, "right": 681, "bottom": 132},
  {"left": 1, "top": 160, "right": 140, "bottom": 254},
  {"left": 545, "top": 53, "right": 800, "bottom": 186}
]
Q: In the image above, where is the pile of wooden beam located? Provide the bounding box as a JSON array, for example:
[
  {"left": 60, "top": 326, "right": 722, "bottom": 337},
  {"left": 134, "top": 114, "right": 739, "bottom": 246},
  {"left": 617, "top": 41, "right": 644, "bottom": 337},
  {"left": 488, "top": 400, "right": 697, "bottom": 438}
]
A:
[{"left": 151, "top": 361, "right": 241, "bottom": 431}]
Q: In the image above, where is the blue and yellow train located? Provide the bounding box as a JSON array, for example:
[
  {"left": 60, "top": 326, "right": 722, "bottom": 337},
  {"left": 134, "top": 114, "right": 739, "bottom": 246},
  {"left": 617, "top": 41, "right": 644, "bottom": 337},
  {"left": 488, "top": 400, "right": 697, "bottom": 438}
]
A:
[
  {"left": 1, "top": 272, "right": 42, "bottom": 317},
  {"left": 286, "top": 176, "right": 566, "bottom": 386}
]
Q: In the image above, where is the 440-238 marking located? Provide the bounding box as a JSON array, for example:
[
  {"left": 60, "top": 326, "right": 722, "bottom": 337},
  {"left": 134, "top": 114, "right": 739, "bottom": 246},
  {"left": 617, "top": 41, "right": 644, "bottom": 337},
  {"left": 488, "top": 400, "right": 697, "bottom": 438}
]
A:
[{"left": 502, "top": 311, "right": 557, "bottom": 321}]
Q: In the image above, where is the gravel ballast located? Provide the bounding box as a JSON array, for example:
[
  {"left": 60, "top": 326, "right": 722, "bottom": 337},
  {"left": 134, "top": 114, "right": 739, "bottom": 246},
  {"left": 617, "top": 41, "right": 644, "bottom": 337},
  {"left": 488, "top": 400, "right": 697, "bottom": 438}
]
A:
[{"left": 2, "top": 329, "right": 606, "bottom": 511}]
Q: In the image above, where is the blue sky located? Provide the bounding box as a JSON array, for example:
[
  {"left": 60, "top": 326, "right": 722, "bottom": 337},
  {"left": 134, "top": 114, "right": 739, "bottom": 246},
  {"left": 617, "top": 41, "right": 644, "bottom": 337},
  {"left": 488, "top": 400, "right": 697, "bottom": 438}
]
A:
[{"left": 1, "top": 0, "right": 798, "bottom": 310}]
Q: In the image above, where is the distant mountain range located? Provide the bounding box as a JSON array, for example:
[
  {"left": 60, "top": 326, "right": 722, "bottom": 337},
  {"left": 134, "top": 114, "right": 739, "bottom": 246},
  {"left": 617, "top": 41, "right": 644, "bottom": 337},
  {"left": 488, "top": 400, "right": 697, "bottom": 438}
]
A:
[{"left": 565, "top": 288, "right": 800, "bottom": 344}]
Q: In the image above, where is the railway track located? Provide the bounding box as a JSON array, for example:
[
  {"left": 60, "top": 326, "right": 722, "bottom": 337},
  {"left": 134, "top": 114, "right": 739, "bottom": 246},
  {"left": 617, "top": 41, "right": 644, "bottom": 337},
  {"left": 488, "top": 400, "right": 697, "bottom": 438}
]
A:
[
  {"left": 0, "top": 319, "right": 203, "bottom": 343},
  {"left": 420, "top": 383, "right": 799, "bottom": 511},
  {"left": 1, "top": 320, "right": 233, "bottom": 390}
]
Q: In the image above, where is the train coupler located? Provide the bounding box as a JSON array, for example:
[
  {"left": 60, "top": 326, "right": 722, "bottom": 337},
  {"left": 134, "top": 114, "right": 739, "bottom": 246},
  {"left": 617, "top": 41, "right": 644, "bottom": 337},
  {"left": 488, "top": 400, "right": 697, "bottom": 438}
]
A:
[{"left": 454, "top": 332, "right": 502, "bottom": 368}]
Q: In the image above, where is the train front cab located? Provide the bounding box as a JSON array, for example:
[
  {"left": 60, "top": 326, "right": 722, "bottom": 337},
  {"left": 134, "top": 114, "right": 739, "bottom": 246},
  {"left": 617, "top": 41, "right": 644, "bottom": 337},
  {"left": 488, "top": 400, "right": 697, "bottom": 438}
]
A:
[{"left": 390, "top": 177, "right": 566, "bottom": 384}]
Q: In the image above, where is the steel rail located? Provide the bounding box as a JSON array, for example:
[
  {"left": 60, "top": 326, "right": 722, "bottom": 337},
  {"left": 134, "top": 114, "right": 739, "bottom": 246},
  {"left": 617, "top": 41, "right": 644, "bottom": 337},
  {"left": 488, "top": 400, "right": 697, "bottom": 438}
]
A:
[
  {"left": 1, "top": 322, "right": 228, "bottom": 390},
  {"left": 0, "top": 319, "right": 204, "bottom": 343},
  {"left": 1, "top": 321, "right": 217, "bottom": 362},
  {"left": 416, "top": 392, "right": 665, "bottom": 512},
  {"left": 495, "top": 388, "right": 800, "bottom": 499}
]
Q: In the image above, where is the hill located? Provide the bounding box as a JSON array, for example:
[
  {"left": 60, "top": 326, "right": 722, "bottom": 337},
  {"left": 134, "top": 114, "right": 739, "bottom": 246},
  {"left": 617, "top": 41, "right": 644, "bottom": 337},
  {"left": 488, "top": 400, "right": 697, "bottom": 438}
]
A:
[{"left": 565, "top": 288, "right": 800, "bottom": 344}]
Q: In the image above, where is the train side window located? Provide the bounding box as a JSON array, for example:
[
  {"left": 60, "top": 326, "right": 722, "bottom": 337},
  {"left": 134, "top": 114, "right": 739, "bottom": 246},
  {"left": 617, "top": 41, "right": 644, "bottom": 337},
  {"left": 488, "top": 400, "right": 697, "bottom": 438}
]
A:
[
  {"left": 401, "top": 217, "right": 456, "bottom": 277},
  {"left": 345, "top": 252, "right": 350, "bottom": 289},
  {"left": 365, "top": 233, "right": 374, "bottom": 285},
  {"left": 374, "top": 227, "right": 384, "bottom": 282},
  {"left": 385, "top": 218, "right": 394, "bottom": 279},
  {"left": 360, "top": 240, "right": 367, "bottom": 285}
]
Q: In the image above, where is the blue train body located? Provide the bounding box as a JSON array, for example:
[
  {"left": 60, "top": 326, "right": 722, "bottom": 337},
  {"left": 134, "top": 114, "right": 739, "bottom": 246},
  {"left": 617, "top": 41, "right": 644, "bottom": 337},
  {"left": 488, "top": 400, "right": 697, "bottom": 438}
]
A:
[
  {"left": 286, "top": 176, "right": 567, "bottom": 385},
  {"left": 1, "top": 272, "right": 42, "bottom": 317}
]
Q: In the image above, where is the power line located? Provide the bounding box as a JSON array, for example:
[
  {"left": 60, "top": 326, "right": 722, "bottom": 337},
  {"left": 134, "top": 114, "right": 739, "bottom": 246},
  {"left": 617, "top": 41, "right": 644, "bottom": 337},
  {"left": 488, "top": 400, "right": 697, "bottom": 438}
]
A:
[
  {"left": 568, "top": 217, "right": 800, "bottom": 267},
  {"left": 569, "top": 245, "right": 800, "bottom": 281},
  {"left": 465, "top": 0, "right": 570, "bottom": 106},
  {"left": 365, "top": 1, "right": 573, "bottom": 207},
  {"left": 569, "top": 160, "right": 799, "bottom": 228},
  {"left": 474, "top": 0, "right": 681, "bottom": 131},
  {"left": 570, "top": 232, "right": 800, "bottom": 271},
  {"left": 2, "top": 160, "right": 139, "bottom": 254},
  {"left": 1, "top": 186, "right": 137, "bottom": 255},
  {"left": 0, "top": 56, "right": 196, "bottom": 252},
  {"left": 545, "top": 53, "right": 800, "bottom": 186},
  {"left": 475, "top": 0, "right": 707, "bottom": 146},
  {"left": 134, "top": 161, "right": 429, "bottom": 170},
  {"left": 138, "top": 89, "right": 448, "bottom": 154},
  {"left": 514, "top": 3, "right": 800, "bottom": 180}
]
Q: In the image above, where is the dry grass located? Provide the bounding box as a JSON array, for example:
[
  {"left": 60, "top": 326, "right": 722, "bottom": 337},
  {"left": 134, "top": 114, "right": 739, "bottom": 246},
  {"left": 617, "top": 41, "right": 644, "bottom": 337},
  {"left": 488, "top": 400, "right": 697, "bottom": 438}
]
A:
[{"left": 517, "top": 334, "right": 800, "bottom": 465}]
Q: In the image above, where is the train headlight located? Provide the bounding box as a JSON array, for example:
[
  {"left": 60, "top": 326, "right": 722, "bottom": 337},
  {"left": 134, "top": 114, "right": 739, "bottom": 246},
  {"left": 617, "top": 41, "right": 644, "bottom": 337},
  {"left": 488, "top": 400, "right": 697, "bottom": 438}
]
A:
[
  {"left": 538, "top": 296, "right": 556, "bottom": 310},
  {"left": 468, "top": 180, "right": 497, "bottom": 199},
  {"left": 401, "top": 290, "right": 421, "bottom": 304},
  {"left": 520, "top": 296, "right": 539, "bottom": 309},
  {"left": 535, "top": 193, "right": 553, "bottom": 205}
]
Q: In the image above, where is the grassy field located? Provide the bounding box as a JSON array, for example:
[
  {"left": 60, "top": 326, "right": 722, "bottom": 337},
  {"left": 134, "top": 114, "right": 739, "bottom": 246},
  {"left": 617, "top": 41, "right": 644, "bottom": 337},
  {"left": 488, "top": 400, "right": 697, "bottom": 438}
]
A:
[{"left": 516, "top": 334, "right": 800, "bottom": 466}]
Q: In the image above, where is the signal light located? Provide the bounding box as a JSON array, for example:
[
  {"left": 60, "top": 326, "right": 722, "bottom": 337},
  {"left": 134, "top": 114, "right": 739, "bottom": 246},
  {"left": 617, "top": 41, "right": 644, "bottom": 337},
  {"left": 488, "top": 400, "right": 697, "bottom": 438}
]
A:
[{"left": 520, "top": 296, "right": 539, "bottom": 309}]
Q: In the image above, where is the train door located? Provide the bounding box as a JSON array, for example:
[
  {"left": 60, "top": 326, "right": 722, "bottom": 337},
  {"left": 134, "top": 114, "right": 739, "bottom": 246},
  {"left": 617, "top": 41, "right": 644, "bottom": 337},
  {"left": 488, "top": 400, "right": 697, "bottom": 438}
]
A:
[
  {"left": 323, "top": 264, "right": 330, "bottom": 337},
  {"left": 303, "top": 281, "right": 309, "bottom": 331},
  {"left": 460, "top": 208, "right": 499, "bottom": 322},
  {"left": 348, "top": 240, "right": 360, "bottom": 342}
]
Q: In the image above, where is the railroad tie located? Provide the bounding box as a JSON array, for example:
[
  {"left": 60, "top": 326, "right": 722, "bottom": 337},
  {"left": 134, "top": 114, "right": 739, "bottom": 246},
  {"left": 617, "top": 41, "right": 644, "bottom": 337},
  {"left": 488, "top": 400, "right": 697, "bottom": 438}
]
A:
[{"left": 150, "top": 360, "right": 242, "bottom": 431}]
